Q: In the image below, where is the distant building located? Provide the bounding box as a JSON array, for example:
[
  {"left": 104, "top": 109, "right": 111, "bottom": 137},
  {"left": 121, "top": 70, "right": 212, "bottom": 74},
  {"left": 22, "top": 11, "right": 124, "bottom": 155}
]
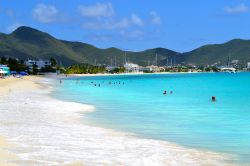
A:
[
  {"left": 124, "top": 62, "right": 139, "bottom": 73},
  {"left": 105, "top": 66, "right": 117, "bottom": 72},
  {"left": 231, "top": 60, "right": 239, "bottom": 64},
  {"left": 140, "top": 65, "right": 163, "bottom": 73},
  {"left": 219, "top": 66, "right": 236, "bottom": 72},
  {"left": 25, "top": 60, "right": 51, "bottom": 70},
  {"left": 247, "top": 62, "right": 250, "bottom": 69}
]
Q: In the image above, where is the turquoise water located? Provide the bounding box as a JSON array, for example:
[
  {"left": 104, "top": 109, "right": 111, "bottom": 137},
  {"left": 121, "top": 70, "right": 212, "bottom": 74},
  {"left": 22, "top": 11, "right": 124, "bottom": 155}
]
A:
[{"left": 53, "top": 73, "right": 250, "bottom": 164}]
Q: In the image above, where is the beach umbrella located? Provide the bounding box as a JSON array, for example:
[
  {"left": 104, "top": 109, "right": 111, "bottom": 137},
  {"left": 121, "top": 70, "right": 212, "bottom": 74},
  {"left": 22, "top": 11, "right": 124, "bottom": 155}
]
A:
[{"left": 19, "top": 71, "right": 28, "bottom": 76}]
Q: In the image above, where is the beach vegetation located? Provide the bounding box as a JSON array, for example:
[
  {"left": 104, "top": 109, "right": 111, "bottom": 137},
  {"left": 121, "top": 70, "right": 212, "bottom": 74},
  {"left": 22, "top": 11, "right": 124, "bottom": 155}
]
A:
[
  {"left": 0, "top": 57, "right": 27, "bottom": 72},
  {"left": 65, "top": 64, "right": 106, "bottom": 74},
  {"left": 32, "top": 64, "right": 38, "bottom": 75},
  {"left": 110, "top": 67, "right": 126, "bottom": 73},
  {"left": 50, "top": 58, "right": 57, "bottom": 67}
]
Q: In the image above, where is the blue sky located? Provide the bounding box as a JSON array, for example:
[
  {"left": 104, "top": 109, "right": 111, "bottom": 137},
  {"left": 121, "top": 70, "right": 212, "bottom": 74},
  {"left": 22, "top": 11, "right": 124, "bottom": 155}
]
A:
[{"left": 0, "top": 0, "right": 250, "bottom": 52}]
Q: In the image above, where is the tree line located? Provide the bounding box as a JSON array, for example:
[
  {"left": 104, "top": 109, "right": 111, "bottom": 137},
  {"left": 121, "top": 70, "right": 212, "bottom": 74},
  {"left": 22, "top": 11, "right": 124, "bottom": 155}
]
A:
[{"left": 0, "top": 57, "right": 58, "bottom": 75}]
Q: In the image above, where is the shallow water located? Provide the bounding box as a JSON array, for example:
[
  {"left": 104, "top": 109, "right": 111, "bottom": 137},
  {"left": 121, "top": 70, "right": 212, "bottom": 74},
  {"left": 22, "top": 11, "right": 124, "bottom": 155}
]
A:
[
  {"left": 53, "top": 72, "right": 250, "bottom": 164},
  {"left": 0, "top": 78, "right": 228, "bottom": 166}
]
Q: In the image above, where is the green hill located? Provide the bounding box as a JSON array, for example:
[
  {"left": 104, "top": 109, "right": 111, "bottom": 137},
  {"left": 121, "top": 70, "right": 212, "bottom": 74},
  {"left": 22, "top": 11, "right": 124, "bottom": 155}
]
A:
[
  {"left": 178, "top": 39, "right": 250, "bottom": 65},
  {"left": 1, "top": 26, "right": 250, "bottom": 66},
  {"left": 0, "top": 26, "right": 178, "bottom": 66}
]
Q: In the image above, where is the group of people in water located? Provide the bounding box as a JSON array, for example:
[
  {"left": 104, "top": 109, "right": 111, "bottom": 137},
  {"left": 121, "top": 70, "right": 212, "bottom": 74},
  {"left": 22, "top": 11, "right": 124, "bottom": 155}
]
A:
[
  {"left": 60, "top": 79, "right": 126, "bottom": 87},
  {"left": 163, "top": 89, "right": 216, "bottom": 102},
  {"left": 90, "top": 81, "right": 125, "bottom": 87},
  {"left": 60, "top": 79, "right": 216, "bottom": 102},
  {"left": 163, "top": 90, "right": 173, "bottom": 95}
]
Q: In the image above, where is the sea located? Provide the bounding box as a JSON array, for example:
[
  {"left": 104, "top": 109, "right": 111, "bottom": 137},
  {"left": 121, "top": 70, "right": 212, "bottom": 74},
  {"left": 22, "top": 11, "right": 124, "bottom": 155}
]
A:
[{"left": 52, "top": 72, "right": 250, "bottom": 164}]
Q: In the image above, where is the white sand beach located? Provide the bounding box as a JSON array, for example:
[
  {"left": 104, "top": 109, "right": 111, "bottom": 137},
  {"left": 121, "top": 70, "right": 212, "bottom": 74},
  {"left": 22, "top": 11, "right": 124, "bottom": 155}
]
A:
[
  {"left": 0, "top": 76, "right": 41, "bottom": 166},
  {"left": 0, "top": 76, "right": 233, "bottom": 166}
]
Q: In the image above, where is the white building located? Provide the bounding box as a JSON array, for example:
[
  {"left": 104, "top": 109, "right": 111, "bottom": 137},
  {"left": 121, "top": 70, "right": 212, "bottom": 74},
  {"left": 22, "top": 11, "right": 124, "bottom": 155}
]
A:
[
  {"left": 248, "top": 62, "right": 250, "bottom": 69},
  {"left": 231, "top": 60, "right": 239, "bottom": 64},
  {"left": 140, "top": 65, "right": 163, "bottom": 73},
  {"left": 219, "top": 67, "right": 236, "bottom": 72},
  {"left": 105, "top": 66, "right": 117, "bottom": 72},
  {"left": 25, "top": 60, "right": 51, "bottom": 70},
  {"left": 124, "top": 62, "right": 139, "bottom": 73}
]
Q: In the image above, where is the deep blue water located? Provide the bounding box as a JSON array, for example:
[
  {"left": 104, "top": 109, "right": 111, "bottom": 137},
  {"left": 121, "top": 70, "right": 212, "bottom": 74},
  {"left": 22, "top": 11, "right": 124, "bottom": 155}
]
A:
[{"left": 52, "top": 72, "right": 250, "bottom": 164}]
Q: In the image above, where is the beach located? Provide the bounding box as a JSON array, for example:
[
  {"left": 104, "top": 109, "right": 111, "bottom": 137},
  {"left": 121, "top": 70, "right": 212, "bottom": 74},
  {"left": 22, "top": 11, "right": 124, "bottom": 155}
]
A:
[
  {"left": 0, "top": 76, "right": 41, "bottom": 166},
  {"left": 0, "top": 75, "right": 233, "bottom": 166},
  {"left": 0, "top": 136, "right": 18, "bottom": 166}
]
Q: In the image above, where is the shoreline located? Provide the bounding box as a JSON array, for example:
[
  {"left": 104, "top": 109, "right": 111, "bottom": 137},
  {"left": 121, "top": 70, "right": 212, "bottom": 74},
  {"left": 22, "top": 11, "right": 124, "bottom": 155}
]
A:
[
  {"left": 68, "top": 71, "right": 204, "bottom": 77},
  {"left": 0, "top": 76, "right": 234, "bottom": 165},
  {"left": 45, "top": 71, "right": 247, "bottom": 80}
]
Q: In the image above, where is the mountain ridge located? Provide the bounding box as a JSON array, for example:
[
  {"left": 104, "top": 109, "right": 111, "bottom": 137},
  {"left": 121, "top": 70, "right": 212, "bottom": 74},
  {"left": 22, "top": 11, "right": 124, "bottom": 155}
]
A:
[
  {"left": 177, "top": 38, "right": 250, "bottom": 65},
  {"left": 0, "top": 26, "right": 178, "bottom": 66},
  {"left": 0, "top": 26, "right": 250, "bottom": 66}
]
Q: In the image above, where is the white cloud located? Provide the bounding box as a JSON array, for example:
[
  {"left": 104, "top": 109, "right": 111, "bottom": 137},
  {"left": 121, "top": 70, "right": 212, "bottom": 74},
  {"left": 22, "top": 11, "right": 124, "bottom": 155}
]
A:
[
  {"left": 150, "top": 11, "right": 161, "bottom": 24},
  {"left": 82, "top": 14, "right": 143, "bottom": 30},
  {"left": 131, "top": 14, "right": 143, "bottom": 26},
  {"left": 7, "top": 22, "right": 23, "bottom": 32},
  {"left": 32, "top": 4, "right": 62, "bottom": 23},
  {"left": 82, "top": 18, "right": 129, "bottom": 29},
  {"left": 224, "top": 3, "right": 249, "bottom": 14},
  {"left": 120, "top": 30, "right": 145, "bottom": 40},
  {"left": 84, "top": 30, "right": 146, "bottom": 42},
  {"left": 78, "top": 2, "right": 144, "bottom": 29},
  {"left": 113, "top": 18, "right": 131, "bottom": 29},
  {"left": 78, "top": 2, "right": 114, "bottom": 17}
]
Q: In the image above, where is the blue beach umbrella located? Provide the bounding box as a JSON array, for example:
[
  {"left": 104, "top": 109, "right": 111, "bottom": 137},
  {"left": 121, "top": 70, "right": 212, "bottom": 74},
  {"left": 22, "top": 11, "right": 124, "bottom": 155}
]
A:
[{"left": 19, "top": 71, "right": 28, "bottom": 76}]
